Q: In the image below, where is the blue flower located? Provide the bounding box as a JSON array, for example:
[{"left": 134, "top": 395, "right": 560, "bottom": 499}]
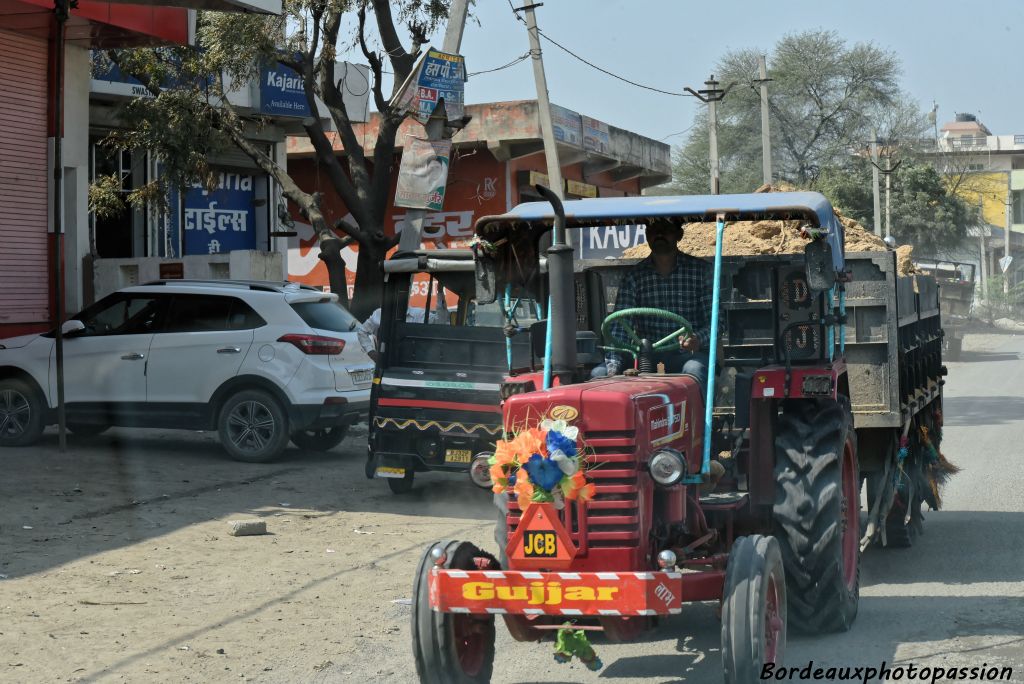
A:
[
  {"left": 507, "top": 472, "right": 517, "bottom": 487},
  {"left": 523, "top": 453, "right": 564, "bottom": 492},
  {"left": 546, "top": 431, "right": 577, "bottom": 458}
]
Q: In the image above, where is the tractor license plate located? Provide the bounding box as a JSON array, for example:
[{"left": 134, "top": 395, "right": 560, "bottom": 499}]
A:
[
  {"left": 375, "top": 466, "right": 406, "bottom": 479},
  {"left": 444, "top": 449, "right": 473, "bottom": 464},
  {"left": 349, "top": 368, "right": 374, "bottom": 385}
]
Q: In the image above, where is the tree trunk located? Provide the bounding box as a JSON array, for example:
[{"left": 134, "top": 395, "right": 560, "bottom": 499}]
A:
[
  {"left": 349, "top": 236, "right": 389, "bottom": 320},
  {"left": 318, "top": 234, "right": 351, "bottom": 309}
]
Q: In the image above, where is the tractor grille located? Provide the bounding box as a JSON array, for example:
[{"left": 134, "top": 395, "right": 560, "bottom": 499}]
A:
[{"left": 506, "top": 429, "right": 641, "bottom": 550}]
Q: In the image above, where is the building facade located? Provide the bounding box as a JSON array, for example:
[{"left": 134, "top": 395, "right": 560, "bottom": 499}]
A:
[
  {"left": 285, "top": 99, "right": 672, "bottom": 300},
  {"left": 0, "top": 0, "right": 190, "bottom": 338}
]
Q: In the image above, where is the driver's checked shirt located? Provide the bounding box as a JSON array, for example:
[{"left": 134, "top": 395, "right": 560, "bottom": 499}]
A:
[{"left": 608, "top": 252, "right": 714, "bottom": 364}]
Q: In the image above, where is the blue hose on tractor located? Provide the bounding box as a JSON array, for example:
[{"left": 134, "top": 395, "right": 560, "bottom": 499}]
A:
[
  {"left": 686, "top": 217, "right": 725, "bottom": 485},
  {"left": 543, "top": 295, "right": 554, "bottom": 390}
]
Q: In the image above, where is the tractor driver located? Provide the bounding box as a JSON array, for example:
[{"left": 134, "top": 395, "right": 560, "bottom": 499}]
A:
[{"left": 593, "top": 218, "right": 714, "bottom": 393}]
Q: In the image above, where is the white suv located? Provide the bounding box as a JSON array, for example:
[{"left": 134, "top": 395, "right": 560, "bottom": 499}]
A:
[{"left": 0, "top": 280, "right": 375, "bottom": 462}]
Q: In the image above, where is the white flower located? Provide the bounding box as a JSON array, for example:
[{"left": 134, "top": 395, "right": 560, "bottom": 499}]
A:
[
  {"left": 549, "top": 450, "right": 579, "bottom": 476},
  {"left": 552, "top": 490, "right": 566, "bottom": 510},
  {"left": 562, "top": 425, "right": 579, "bottom": 441}
]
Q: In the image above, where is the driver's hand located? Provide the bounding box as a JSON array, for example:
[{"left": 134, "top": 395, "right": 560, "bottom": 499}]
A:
[{"left": 678, "top": 335, "right": 701, "bottom": 352}]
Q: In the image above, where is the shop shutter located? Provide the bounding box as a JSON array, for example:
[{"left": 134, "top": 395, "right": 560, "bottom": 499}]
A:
[{"left": 0, "top": 31, "right": 50, "bottom": 325}]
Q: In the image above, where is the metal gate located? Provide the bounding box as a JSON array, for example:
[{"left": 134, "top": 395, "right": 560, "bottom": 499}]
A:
[{"left": 0, "top": 31, "right": 50, "bottom": 331}]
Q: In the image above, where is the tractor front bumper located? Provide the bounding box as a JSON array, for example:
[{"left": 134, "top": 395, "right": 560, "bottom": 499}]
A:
[{"left": 428, "top": 568, "right": 688, "bottom": 617}]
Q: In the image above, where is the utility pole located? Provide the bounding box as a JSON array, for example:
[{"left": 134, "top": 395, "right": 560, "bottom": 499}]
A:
[
  {"left": 1003, "top": 189, "right": 1013, "bottom": 294},
  {"left": 755, "top": 55, "right": 772, "bottom": 186},
  {"left": 396, "top": 0, "right": 470, "bottom": 252},
  {"left": 516, "top": 4, "right": 565, "bottom": 206},
  {"left": 685, "top": 76, "right": 734, "bottom": 194},
  {"left": 871, "top": 130, "right": 882, "bottom": 237},
  {"left": 870, "top": 148, "right": 900, "bottom": 239},
  {"left": 979, "top": 197, "right": 988, "bottom": 304}
]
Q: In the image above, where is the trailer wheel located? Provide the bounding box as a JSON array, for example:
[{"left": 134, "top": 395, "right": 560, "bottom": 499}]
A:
[
  {"left": 412, "top": 541, "right": 496, "bottom": 683},
  {"left": 773, "top": 398, "right": 860, "bottom": 633},
  {"left": 721, "top": 534, "right": 786, "bottom": 683}
]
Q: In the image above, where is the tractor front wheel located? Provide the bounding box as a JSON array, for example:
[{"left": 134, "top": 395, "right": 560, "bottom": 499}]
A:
[
  {"left": 773, "top": 398, "right": 860, "bottom": 633},
  {"left": 412, "top": 540, "right": 496, "bottom": 683},
  {"left": 721, "top": 534, "right": 786, "bottom": 683}
]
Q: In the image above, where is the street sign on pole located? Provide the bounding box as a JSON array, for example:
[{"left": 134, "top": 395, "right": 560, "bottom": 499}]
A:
[{"left": 999, "top": 255, "right": 1013, "bottom": 273}]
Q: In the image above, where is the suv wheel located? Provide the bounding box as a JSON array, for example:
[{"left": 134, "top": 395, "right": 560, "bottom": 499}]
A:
[
  {"left": 218, "top": 389, "right": 290, "bottom": 463},
  {"left": 0, "top": 378, "right": 45, "bottom": 447}
]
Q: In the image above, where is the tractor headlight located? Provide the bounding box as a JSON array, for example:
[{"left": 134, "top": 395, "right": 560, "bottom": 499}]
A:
[{"left": 648, "top": 448, "right": 686, "bottom": 487}]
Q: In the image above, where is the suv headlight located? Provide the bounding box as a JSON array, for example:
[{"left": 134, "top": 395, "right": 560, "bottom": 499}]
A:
[{"left": 648, "top": 448, "right": 686, "bottom": 487}]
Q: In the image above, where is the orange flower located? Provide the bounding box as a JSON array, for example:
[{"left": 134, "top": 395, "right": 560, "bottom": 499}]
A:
[
  {"left": 565, "top": 471, "right": 591, "bottom": 501},
  {"left": 490, "top": 463, "right": 509, "bottom": 489},
  {"left": 514, "top": 470, "right": 535, "bottom": 510},
  {"left": 576, "top": 482, "right": 596, "bottom": 503},
  {"left": 493, "top": 439, "right": 517, "bottom": 466},
  {"left": 517, "top": 427, "right": 547, "bottom": 458}
]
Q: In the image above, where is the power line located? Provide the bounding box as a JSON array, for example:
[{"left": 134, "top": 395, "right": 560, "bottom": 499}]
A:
[
  {"left": 535, "top": 28, "right": 693, "bottom": 98},
  {"left": 468, "top": 52, "right": 531, "bottom": 77}
]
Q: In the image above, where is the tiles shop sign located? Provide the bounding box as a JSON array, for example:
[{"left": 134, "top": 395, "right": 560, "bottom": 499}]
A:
[
  {"left": 183, "top": 173, "right": 256, "bottom": 255},
  {"left": 260, "top": 60, "right": 309, "bottom": 117}
]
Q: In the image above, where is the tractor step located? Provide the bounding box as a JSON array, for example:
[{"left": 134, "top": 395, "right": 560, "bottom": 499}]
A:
[{"left": 699, "top": 492, "right": 749, "bottom": 510}]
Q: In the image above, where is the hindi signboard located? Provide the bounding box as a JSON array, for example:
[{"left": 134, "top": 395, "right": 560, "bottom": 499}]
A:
[
  {"left": 582, "top": 115, "right": 611, "bottom": 154},
  {"left": 392, "top": 48, "right": 467, "bottom": 124},
  {"left": 395, "top": 137, "right": 453, "bottom": 212},
  {"left": 182, "top": 173, "right": 257, "bottom": 255},
  {"left": 550, "top": 104, "right": 583, "bottom": 147}
]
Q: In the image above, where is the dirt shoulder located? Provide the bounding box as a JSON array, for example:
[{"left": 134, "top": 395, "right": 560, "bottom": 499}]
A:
[{"left": 0, "top": 428, "right": 494, "bottom": 683}]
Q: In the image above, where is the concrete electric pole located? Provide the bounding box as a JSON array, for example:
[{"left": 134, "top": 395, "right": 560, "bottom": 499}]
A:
[
  {"left": 396, "top": 0, "right": 470, "bottom": 252},
  {"left": 755, "top": 55, "right": 772, "bottom": 187},
  {"left": 515, "top": 3, "right": 565, "bottom": 207},
  {"left": 685, "top": 76, "right": 734, "bottom": 195},
  {"left": 870, "top": 148, "right": 900, "bottom": 239},
  {"left": 871, "top": 130, "right": 882, "bottom": 237}
]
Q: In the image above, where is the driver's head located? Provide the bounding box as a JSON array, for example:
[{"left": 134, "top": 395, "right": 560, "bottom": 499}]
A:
[{"left": 646, "top": 218, "right": 683, "bottom": 256}]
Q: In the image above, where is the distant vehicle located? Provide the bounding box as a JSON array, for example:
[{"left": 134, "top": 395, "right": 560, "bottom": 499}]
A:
[
  {"left": 0, "top": 280, "right": 374, "bottom": 461},
  {"left": 914, "top": 260, "right": 976, "bottom": 360}
]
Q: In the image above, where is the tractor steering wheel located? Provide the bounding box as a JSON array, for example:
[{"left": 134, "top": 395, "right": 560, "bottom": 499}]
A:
[{"left": 600, "top": 308, "right": 693, "bottom": 363}]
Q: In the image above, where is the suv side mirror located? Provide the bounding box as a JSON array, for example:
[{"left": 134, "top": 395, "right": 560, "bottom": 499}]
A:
[
  {"left": 804, "top": 240, "right": 836, "bottom": 292},
  {"left": 61, "top": 320, "right": 85, "bottom": 336}
]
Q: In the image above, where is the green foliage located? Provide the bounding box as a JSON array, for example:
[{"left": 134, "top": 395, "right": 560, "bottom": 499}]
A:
[
  {"left": 977, "top": 275, "right": 1024, "bottom": 321},
  {"left": 87, "top": 174, "right": 126, "bottom": 220},
  {"left": 816, "top": 158, "right": 976, "bottom": 254},
  {"left": 670, "top": 30, "right": 912, "bottom": 195}
]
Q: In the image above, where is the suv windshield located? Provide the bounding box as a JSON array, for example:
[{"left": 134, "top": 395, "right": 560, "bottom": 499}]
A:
[{"left": 290, "top": 300, "right": 359, "bottom": 333}]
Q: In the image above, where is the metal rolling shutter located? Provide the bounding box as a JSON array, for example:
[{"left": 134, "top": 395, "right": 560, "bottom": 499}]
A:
[{"left": 0, "top": 31, "right": 50, "bottom": 325}]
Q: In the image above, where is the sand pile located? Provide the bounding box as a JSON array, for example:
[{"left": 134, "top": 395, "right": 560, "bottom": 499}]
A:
[{"left": 623, "top": 185, "right": 893, "bottom": 260}]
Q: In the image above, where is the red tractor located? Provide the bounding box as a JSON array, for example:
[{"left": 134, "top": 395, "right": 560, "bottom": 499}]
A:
[{"left": 412, "top": 189, "right": 862, "bottom": 682}]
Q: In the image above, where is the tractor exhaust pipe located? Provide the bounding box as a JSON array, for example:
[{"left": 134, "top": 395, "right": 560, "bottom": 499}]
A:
[{"left": 535, "top": 184, "right": 577, "bottom": 382}]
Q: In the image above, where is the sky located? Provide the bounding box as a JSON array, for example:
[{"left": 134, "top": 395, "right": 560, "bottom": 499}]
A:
[{"left": 389, "top": 0, "right": 1024, "bottom": 147}]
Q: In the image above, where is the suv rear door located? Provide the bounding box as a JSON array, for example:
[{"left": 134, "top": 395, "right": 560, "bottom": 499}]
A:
[
  {"left": 146, "top": 294, "right": 262, "bottom": 405},
  {"left": 287, "top": 296, "right": 374, "bottom": 391}
]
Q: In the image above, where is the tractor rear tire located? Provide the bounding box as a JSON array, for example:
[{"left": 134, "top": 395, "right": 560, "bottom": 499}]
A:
[
  {"left": 412, "top": 540, "right": 496, "bottom": 683},
  {"left": 773, "top": 398, "right": 860, "bottom": 633},
  {"left": 722, "top": 535, "right": 786, "bottom": 684}
]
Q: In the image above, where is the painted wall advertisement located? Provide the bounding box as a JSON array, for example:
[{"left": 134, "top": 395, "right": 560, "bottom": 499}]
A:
[
  {"left": 582, "top": 115, "right": 611, "bottom": 154},
  {"left": 182, "top": 173, "right": 257, "bottom": 255},
  {"left": 392, "top": 48, "right": 466, "bottom": 124},
  {"left": 394, "top": 137, "right": 452, "bottom": 211}
]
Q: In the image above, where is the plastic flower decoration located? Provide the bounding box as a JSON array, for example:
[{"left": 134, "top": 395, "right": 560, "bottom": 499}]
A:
[{"left": 489, "top": 414, "right": 592, "bottom": 506}]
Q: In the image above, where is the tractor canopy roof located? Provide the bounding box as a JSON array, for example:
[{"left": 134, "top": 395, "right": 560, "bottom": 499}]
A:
[{"left": 474, "top": 191, "right": 845, "bottom": 274}]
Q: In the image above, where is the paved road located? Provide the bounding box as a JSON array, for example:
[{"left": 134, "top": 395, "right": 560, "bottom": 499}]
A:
[
  {"left": 2, "top": 333, "right": 1022, "bottom": 683},
  {"left": 465, "top": 332, "right": 1024, "bottom": 684}
]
